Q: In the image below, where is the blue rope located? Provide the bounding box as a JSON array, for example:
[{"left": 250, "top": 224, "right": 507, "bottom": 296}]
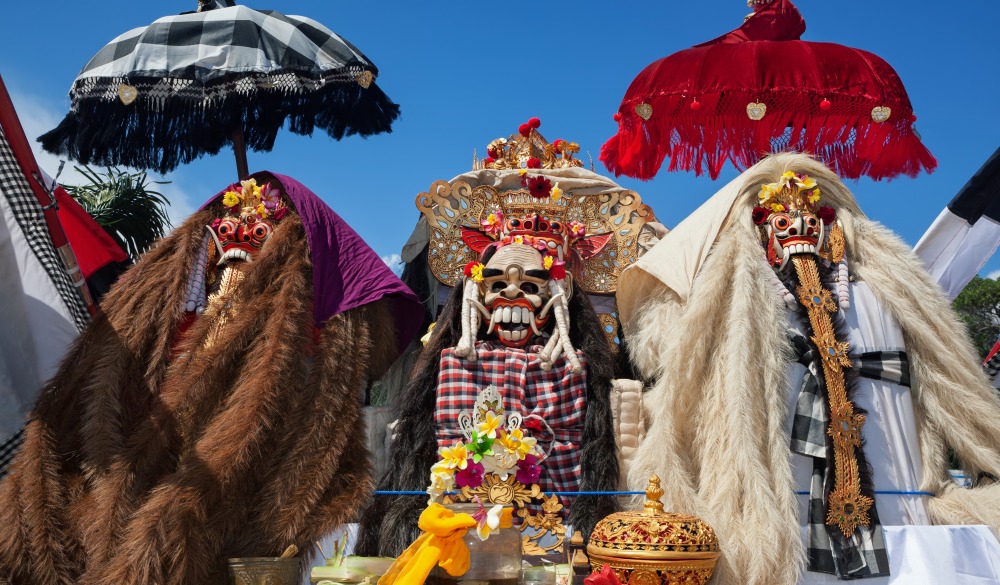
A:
[
  {"left": 795, "top": 490, "right": 934, "bottom": 496},
  {"left": 377, "top": 490, "right": 935, "bottom": 497},
  {"left": 374, "top": 490, "right": 645, "bottom": 496}
]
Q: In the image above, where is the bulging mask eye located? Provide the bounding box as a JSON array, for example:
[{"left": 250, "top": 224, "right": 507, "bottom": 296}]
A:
[
  {"left": 217, "top": 219, "right": 239, "bottom": 239},
  {"left": 251, "top": 223, "right": 271, "bottom": 242},
  {"left": 772, "top": 215, "right": 791, "bottom": 231}
]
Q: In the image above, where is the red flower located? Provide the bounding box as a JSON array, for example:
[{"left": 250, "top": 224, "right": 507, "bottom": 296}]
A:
[
  {"left": 487, "top": 146, "right": 498, "bottom": 158},
  {"left": 527, "top": 176, "right": 552, "bottom": 199},
  {"left": 515, "top": 454, "right": 541, "bottom": 485},
  {"left": 526, "top": 157, "right": 541, "bottom": 169},
  {"left": 584, "top": 565, "right": 622, "bottom": 585},
  {"left": 463, "top": 261, "right": 480, "bottom": 277},
  {"left": 751, "top": 206, "right": 770, "bottom": 225},
  {"left": 456, "top": 459, "right": 485, "bottom": 488},
  {"left": 527, "top": 117, "right": 541, "bottom": 129},
  {"left": 817, "top": 206, "right": 836, "bottom": 225},
  {"left": 273, "top": 207, "right": 289, "bottom": 221},
  {"left": 547, "top": 256, "right": 567, "bottom": 281},
  {"left": 553, "top": 139, "right": 565, "bottom": 153},
  {"left": 484, "top": 157, "right": 496, "bottom": 165},
  {"left": 518, "top": 123, "right": 531, "bottom": 137}
]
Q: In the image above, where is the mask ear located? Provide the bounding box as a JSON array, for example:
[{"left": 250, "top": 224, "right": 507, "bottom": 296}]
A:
[
  {"left": 461, "top": 227, "right": 494, "bottom": 254},
  {"left": 572, "top": 233, "right": 613, "bottom": 260}
]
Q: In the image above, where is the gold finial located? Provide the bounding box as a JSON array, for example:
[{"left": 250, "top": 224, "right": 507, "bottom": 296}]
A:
[{"left": 643, "top": 475, "right": 665, "bottom": 515}]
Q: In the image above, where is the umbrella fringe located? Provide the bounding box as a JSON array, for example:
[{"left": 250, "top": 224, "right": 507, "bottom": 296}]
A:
[
  {"left": 39, "top": 81, "right": 400, "bottom": 175},
  {"left": 600, "top": 102, "right": 937, "bottom": 181}
]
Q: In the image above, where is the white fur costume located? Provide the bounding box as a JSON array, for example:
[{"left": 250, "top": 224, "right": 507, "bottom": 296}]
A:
[{"left": 617, "top": 154, "right": 1000, "bottom": 585}]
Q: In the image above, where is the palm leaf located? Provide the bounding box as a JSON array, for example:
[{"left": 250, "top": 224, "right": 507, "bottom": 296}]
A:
[{"left": 63, "top": 166, "right": 172, "bottom": 260}]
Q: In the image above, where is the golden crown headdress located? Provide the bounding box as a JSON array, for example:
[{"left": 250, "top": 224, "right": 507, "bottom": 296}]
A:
[
  {"left": 473, "top": 117, "right": 586, "bottom": 171},
  {"left": 416, "top": 122, "right": 656, "bottom": 295}
]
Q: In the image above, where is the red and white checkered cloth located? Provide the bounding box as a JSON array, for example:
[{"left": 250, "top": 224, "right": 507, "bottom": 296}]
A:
[{"left": 435, "top": 342, "right": 588, "bottom": 496}]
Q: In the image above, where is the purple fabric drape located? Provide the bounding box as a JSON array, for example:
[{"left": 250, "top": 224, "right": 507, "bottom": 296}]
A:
[{"left": 203, "top": 171, "right": 421, "bottom": 351}]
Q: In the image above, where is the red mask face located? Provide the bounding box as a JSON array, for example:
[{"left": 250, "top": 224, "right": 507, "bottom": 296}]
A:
[
  {"left": 213, "top": 216, "right": 275, "bottom": 263},
  {"left": 765, "top": 210, "right": 824, "bottom": 270}
]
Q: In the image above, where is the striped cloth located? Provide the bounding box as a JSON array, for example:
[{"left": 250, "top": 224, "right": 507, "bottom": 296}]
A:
[
  {"left": 789, "top": 333, "right": 898, "bottom": 579},
  {"left": 435, "top": 343, "right": 587, "bottom": 499}
]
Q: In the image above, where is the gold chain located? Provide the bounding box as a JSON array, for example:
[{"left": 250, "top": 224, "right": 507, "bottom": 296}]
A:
[{"left": 792, "top": 256, "right": 872, "bottom": 537}]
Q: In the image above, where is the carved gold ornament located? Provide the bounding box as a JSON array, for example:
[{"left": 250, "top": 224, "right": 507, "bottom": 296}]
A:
[
  {"left": 819, "top": 221, "right": 846, "bottom": 264},
  {"left": 518, "top": 494, "right": 567, "bottom": 555},
  {"left": 416, "top": 181, "right": 655, "bottom": 295},
  {"left": 454, "top": 474, "right": 541, "bottom": 508},
  {"left": 792, "top": 255, "right": 871, "bottom": 538}
]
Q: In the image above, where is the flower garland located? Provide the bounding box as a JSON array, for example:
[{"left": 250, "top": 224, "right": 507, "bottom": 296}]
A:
[
  {"left": 221, "top": 177, "right": 287, "bottom": 221},
  {"left": 426, "top": 385, "right": 546, "bottom": 504},
  {"left": 751, "top": 171, "right": 835, "bottom": 226}
]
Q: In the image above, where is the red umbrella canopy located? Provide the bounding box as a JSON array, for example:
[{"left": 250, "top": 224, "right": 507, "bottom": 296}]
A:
[{"left": 600, "top": 0, "right": 937, "bottom": 181}]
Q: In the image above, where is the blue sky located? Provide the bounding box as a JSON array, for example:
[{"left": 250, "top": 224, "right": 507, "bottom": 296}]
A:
[{"left": 2, "top": 1, "right": 998, "bottom": 275}]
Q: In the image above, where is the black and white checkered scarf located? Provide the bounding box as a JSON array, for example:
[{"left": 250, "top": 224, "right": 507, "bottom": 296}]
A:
[{"left": 789, "top": 332, "right": 905, "bottom": 579}]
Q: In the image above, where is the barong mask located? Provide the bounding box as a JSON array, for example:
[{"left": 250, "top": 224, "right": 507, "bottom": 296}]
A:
[
  {"left": 183, "top": 178, "right": 290, "bottom": 314},
  {"left": 752, "top": 171, "right": 838, "bottom": 270}
]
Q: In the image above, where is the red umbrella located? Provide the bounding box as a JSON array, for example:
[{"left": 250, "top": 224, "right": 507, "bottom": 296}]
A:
[{"left": 600, "top": 0, "right": 936, "bottom": 181}]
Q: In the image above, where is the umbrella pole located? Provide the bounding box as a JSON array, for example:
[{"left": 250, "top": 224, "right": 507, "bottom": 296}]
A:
[{"left": 231, "top": 127, "right": 249, "bottom": 180}]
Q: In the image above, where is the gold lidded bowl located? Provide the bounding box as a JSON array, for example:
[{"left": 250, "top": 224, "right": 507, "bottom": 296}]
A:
[
  {"left": 586, "top": 476, "right": 720, "bottom": 585},
  {"left": 228, "top": 557, "right": 299, "bottom": 585}
]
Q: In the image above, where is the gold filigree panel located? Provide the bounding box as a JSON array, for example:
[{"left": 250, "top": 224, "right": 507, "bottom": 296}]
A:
[{"left": 416, "top": 180, "right": 656, "bottom": 295}]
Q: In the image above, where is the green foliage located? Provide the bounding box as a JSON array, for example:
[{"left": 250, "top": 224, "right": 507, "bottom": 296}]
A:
[
  {"left": 63, "top": 166, "right": 172, "bottom": 261},
  {"left": 952, "top": 275, "right": 1000, "bottom": 359}
]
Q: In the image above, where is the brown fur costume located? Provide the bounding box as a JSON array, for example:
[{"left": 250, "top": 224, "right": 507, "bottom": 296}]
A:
[
  {"left": 620, "top": 153, "right": 1000, "bottom": 585},
  {"left": 0, "top": 198, "right": 399, "bottom": 584}
]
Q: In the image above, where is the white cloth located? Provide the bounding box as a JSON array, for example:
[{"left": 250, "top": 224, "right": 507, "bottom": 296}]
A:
[
  {"left": 798, "top": 525, "right": 1000, "bottom": 584},
  {"left": 0, "top": 186, "right": 79, "bottom": 441},
  {"left": 914, "top": 208, "right": 1000, "bottom": 301}
]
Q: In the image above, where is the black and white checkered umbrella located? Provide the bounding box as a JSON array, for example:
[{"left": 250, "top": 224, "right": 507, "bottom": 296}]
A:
[{"left": 40, "top": 0, "right": 400, "bottom": 175}]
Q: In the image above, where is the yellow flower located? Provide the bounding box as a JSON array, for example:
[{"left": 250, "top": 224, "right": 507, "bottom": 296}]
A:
[
  {"left": 476, "top": 411, "right": 503, "bottom": 439},
  {"left": 486, "top": 213, "right": 499, "bottom": 225},
  {"left": 499, "top": 428, "right": 537, "bottom": 459},
  {"left": 543, "top": 256, "right": 554, "bottom": 270},
  {"left": 807, "top": 188, "right": 821, "bottom": 204},
  {"left": 550, "top": 183, "right": 563, "bottom": 201},
  {"left": 222, "top": 191, "right": 240, "bottom": 208},
  {"left": 512, "top": 235, "right": 524, "bottom": 245},
  {"left": 255, "top": 203, "right": 268, "bottom": 218},
  {"left": 518, "top": 169, "right": 528, "bottom": 177},
  {"left": 796, "top": 175, "right": 817, "bottom": 191},
  {"left": 469, "top": 263, "right": 484, "bottom": 283},
  {"left": 770, "top": 203, "right": 786, "bottom": 213},
  {"left": 758, "top": 184, "right": 773, "bottom": 204},
  {"left": 438, "top": 441, "right": 469, "bottom": 470}
]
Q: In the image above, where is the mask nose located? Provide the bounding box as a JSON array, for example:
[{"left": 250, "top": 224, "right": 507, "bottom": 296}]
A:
[{"left": 501, "top": 282, "right": 523, "bottom": 299}]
